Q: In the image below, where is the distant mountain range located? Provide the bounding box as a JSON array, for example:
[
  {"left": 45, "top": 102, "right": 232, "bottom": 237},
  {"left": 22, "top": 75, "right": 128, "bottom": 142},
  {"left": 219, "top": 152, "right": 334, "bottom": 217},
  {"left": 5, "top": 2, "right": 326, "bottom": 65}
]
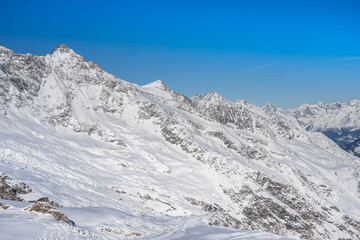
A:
[
  {"left": 263, "top": 100, "right": 360, "bottom": 157},
  {"left": 1, "top": 45, "right": 360, "bottom": 239}
]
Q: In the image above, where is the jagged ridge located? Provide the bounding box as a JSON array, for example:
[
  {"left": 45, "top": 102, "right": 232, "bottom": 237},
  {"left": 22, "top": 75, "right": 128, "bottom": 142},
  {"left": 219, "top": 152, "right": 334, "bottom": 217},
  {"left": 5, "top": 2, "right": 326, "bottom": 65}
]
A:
[{"left": 1, "top": 45, "right": 360, "bottom": 239}]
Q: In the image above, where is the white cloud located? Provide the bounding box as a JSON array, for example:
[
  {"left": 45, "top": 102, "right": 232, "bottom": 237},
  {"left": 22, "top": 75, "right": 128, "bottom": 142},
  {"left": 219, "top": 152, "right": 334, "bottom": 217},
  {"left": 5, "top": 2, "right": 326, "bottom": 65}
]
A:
[
  {"left": 245, "top": 61, "right": 280, "bottom": 72},
  {"left": 335, "top": 56, "right": 360, "bottom": 61}
]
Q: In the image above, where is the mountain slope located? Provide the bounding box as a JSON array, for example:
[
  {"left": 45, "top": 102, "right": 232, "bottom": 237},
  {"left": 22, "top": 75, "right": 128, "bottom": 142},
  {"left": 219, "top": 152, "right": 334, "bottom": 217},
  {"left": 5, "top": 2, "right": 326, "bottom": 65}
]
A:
[{"left": 1, "top": 45, "right": 360, "bottom": 239}]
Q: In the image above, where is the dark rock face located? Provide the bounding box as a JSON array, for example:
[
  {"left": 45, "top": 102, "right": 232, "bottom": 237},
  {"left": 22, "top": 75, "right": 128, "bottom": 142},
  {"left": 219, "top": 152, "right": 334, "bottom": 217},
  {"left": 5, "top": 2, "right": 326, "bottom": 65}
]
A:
[
  {"left": 0, "top": 179, "right": 22, "bottom": 201},
  {"left": 222, "top": 173, "right": 360, "bottom": 240},
  {"left": 185, "top": 197, "right": 243, "bottom": 229},
  {"left": 208, "top": 131, "right": 238, "bottom": 151},
  {"left": 26, "top": 201, "right": 74, "bottom": 225},
  {"left": 0, "top": 51, "right": 46, "bottom": 106},
  {"left": 192, "top": 96, "right": 296, "bottom": 141},
  {"left": 0, "top": 174, "right": 32, "bottom": 201},
  {"left": 51, "top": 44, "right": 72, "bottom": 54},
  {"left": 0, "top": 202, "right": 10, "bottom": 209}
]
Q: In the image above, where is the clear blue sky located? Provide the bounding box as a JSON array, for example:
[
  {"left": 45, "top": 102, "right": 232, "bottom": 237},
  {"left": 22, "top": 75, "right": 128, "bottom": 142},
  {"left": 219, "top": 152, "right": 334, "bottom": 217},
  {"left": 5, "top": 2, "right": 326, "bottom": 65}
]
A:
[{"left": 1, "top": 0, "right": 359, "bottom": 108}]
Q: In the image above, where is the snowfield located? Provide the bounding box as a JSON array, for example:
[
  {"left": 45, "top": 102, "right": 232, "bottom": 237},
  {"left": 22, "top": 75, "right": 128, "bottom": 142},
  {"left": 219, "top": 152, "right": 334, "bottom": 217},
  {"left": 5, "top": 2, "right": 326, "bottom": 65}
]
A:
[
  {"left": 1, "top": 45, "right": 360, "bottom": 239},
  {"left": 0, "top": 199, "right": 294, "bottom": 240}
]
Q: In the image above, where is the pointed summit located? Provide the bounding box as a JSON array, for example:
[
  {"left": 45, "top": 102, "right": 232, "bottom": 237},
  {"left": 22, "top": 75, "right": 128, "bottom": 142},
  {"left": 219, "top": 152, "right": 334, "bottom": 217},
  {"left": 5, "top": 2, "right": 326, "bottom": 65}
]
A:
[
  {"left": 143, "top": 80, "right": 168, "bottom": 90},
  {"left": 50, "top": 44, "right": 85, "bottom": 62},
  {"left": 51, "top": 44, "right": 73, "bottom": 54},
  {"left": 263, "top": 102, "right": 277, "bottom": 114},
  {"left": 201, "top": 92, "right": 227, "bottom": 103},
  {"left": 191, "top": 94, "right": 204, "bottom": 102},
  {"left": 148, "top": 79, "right": 165, "bottom": 87}
]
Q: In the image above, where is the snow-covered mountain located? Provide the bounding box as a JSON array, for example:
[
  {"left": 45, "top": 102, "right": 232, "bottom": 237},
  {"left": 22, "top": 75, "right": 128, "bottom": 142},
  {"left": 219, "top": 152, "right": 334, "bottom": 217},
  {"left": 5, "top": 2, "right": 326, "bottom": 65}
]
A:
[
  {"left": 264, "top": 100, "right": 360, "bottom": 157},
  {"left": 1, "top": 45, "right": 360, "bottom": 240}
]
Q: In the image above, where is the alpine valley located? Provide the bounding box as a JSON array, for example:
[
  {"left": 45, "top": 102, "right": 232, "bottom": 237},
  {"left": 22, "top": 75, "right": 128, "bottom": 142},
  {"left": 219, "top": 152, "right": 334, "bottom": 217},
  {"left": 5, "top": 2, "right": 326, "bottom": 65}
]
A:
[
  {"left": 263, "top": 100, "right": 360, "bottom": 157},
  {"left": 1, "top": 45, "right": 360, "bottom": 240}
]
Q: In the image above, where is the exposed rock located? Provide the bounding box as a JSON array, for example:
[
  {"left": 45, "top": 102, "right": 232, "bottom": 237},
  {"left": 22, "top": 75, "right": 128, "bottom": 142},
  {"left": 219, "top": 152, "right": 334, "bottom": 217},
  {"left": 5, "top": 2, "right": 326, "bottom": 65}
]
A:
[
  {"left": 25, "top": 201, "right": 74, "bottom": 225},
  {"left": 185, "top": 197, "right": 243, "bottom": 229},
  {"left": 29, "top": 197, "right": 62, "bottom": 207},
  {"left": 0, "top": 174, "right": 31, "bottom": 201},
  {"left": 0, "top": 202, "right": 10, "bottom": 209}
]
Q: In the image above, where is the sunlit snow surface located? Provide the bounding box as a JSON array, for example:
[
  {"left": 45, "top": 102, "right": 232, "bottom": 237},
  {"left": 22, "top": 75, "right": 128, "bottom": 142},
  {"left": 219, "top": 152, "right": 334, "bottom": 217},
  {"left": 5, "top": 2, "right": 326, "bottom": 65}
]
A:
[
  {"left": 1, "top": 45, "right": 360, "bottom": 239},
  {"left": 1, "top": 200, "right": 294, "bottom": 240},
  {"left": 0, "top": 103, "right": 295, "bottom": 239}
]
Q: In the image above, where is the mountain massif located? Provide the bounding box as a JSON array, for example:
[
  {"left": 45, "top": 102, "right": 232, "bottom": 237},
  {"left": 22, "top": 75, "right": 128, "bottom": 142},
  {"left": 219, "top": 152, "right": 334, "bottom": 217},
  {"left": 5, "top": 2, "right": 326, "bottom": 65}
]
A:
[
  {"left": 1, "top": 45, "right": 360, "bottom": 240},
  {"left": 264, "top": 100, "right": 360, "bottom": 157}
]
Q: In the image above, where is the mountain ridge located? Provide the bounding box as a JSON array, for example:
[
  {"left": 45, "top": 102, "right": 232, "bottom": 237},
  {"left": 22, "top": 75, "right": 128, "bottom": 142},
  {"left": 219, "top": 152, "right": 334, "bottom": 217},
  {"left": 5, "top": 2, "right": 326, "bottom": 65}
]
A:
[{"left": 1, "top": 45, "right": 360, "bottom": 239}]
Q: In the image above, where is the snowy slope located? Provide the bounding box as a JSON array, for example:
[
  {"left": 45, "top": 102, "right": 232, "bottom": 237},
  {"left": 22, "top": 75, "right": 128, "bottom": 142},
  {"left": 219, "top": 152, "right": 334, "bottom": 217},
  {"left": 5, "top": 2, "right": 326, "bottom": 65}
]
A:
[
  {"left": 1, "top": 45, "right": 360, "bottom": 239},
  {"left": 0, "top": 199, "right": 293, "bottom": 240}
]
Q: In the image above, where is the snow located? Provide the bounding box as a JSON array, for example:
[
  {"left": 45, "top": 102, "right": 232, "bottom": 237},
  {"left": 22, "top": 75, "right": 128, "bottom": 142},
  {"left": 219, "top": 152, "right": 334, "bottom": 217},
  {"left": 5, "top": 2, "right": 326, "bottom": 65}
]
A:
[
  {"left": 0, "top": 200, "right": 90, "bottom": 240},
  {"left": 274, "top": 99, "right": 360, "bottom": 139},
  {"left": 264, "top": 99, "right": 360, "bottom": 157},
  {"left": 138, "top": 80, "right": 173, "bottom": 100},
  {"left": 201, "top": 92, "right": 228, "bottom": 103},
  {"left": 155, "top": 220, "right": 295, "bottom": 240},
  {"left": 1, "top": 45, "right": 360, "bottom": 239},
  {"left": 0, "top": 199, "right": 295, "bottom": 240}
]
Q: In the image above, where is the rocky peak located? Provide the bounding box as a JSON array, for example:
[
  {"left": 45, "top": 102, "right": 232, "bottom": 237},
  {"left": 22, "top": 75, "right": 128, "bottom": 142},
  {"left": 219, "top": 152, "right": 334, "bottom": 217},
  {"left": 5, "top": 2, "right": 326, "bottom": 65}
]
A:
[
  {"left": 347, "top": 99, "right": 360, "bottom": 107},
  {"left": 303, "top": 105, "right": 314, "bottom": 115},
  {"left": 263, "top": 102, "right": 277, "bottom": 114},
  {"left": 201, "top": 91, "right": 228, "bottom": 103},
  {"left": 191, "top": 94, "right": 204, "bottom": 102},
  {"left": 51, "top": 44, "right": 73, "bottom": 54},
  {"left": 144, "top": 79, "right": 167, "bottom": 90},
  {"left": 49, "top": 44, "right": 92, "bottom": 77},
  {"left": 0, "top": 46, "right": 14, "bottom": 55},
  {"left": 316, "top": 101, "right": 342, "bottom": 110},
  {"left": 50, "top": 44, "right": 87, "bottom": 63}
]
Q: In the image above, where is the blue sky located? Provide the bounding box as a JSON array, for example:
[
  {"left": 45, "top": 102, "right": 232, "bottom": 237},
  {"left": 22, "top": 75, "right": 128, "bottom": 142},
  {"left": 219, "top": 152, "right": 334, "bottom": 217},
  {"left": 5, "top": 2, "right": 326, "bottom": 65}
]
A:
[{"left": 1, "top": 0, "right": 359, "bottom": 108}]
